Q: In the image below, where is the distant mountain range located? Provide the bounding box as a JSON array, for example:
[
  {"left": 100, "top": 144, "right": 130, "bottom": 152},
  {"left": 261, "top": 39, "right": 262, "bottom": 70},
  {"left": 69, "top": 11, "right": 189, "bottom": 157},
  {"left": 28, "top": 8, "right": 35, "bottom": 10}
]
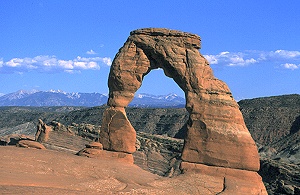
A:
[{"left": 0, "top": 90, "right": 185, "bottom": 107}]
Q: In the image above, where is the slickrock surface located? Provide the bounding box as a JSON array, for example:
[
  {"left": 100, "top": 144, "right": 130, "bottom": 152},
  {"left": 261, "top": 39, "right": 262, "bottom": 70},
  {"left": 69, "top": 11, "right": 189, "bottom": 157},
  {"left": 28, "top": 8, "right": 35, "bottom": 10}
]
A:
[
  {"left": 102, "top": 28, "right": 259, "bottom": 171},
  {"left": 0, "top": 147, "right": 267, "bottom": 194}
]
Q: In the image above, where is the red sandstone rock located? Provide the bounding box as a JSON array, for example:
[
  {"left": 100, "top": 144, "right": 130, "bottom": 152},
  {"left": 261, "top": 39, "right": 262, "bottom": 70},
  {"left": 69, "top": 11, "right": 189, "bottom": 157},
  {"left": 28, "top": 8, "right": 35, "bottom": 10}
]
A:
[
  {"left": 17, "top": 140, "right": 46, "bottom": 149},
  {"left": 0, "top": 147, "right": 267, "bottom": 194},
  {"left": 104, "top": 28, "right": 260, "bottom": 171},
  {"left": 100, "top": 107, "right": 136, "bottom": 153},
  {"left": 35, "top": 119, "right": 52, "bottom": 143},
  {"left": 77, "top": 148, "right": 134, "bottom": 164},
  {"left": 0, "top": 134, "right": 34, "bottom": 145},
  {"left": 180, "top": 162, "right": 267, "bottom": 194},
  {"left": 85, "top": 141, "right": 103, "bottom": 150}
]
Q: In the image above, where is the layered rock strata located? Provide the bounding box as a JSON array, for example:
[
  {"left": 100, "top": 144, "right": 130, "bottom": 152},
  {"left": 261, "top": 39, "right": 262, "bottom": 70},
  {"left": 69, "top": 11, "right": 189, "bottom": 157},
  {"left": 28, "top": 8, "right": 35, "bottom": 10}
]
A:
[{"left": 101, "top": 27, "right": 259, "bottom": 171}]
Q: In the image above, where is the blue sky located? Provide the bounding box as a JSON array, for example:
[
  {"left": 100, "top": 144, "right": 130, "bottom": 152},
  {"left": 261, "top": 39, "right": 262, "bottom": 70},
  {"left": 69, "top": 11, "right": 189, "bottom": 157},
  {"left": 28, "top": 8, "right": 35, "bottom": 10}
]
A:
[{"left": 0, "top": 1, "right": 299, "bottom": 100}]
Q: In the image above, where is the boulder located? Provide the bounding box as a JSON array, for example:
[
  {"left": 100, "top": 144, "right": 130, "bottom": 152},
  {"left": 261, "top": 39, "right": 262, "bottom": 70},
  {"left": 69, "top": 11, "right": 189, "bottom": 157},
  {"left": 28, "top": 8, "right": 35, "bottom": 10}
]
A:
[
  {"left": 0, "top": 134, "right": 34, "bottom": 146},
  {"left": 17, "top": 140, "right": 46, "bottom": 149},
  {"left": 85, "top": 141, "right": 103, "bottom": 150}
]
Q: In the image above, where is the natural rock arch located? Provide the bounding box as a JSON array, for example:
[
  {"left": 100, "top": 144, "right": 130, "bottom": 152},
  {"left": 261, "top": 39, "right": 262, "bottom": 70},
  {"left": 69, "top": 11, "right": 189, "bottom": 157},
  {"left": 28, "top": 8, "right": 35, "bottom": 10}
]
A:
[{"left": 100, "top": 28, "right": 260, "bottom": 172}]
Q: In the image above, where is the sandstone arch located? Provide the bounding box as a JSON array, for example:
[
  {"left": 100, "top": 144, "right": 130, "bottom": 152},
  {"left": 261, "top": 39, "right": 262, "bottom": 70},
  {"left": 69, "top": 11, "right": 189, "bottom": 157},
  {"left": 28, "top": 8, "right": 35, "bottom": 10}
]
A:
[{"left": 100, "top": 28, "right": 260, "bottom": 172}]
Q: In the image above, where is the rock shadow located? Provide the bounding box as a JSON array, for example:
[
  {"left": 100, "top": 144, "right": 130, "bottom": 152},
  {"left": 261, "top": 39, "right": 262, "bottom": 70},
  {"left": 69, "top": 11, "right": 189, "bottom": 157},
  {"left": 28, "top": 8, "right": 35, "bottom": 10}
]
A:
[
  {"left": 174, "top": 121, "right": 188, "bottom": 139},
  {"left": 290, "top": 115, "right": 300, "bottom": 134}
]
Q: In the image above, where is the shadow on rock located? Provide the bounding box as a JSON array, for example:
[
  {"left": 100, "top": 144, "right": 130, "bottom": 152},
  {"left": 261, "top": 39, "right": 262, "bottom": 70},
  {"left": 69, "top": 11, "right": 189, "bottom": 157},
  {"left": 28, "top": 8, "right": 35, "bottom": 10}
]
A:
[{"left": 290, "top": 115, "right": 300, "bottom": 134}]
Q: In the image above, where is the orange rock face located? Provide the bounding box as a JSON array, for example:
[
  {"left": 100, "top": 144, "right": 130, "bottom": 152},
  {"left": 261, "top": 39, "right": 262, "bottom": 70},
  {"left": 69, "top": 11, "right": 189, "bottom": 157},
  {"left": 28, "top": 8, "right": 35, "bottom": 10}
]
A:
[
  {"left": 181, "top": 162, "right": 267, "bottom": 194},
  {"left": 100, "top": 107, "right": 136, "bottom": 153},
  {"left": 17, "top": 140, "right": 46, "bottom": 149},
  {"left": 103, "top": 28, "right": 260, "bottom": 171}
]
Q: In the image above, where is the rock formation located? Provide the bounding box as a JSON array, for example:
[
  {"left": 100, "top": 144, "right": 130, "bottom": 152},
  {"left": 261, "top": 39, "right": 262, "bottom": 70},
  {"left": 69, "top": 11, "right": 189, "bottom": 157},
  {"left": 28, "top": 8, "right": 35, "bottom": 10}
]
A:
[
  {"left": 17, "top": 139, "right": 46, "bottom": 149},
  {"left": 77, "top": 141, "right": 134, "bottom": 164},
  {"left": 102, "top": 28, "right": 259, "bottom": 168},
  {"left": 100, "top": 107, "right": 136, "bottom": 153},
  {"left": 0, "top": 134, "right": 45, "bottom": 149},
  {"left": 99, "top": 28, "right": 266, "bottom": 193},
  {"left": 35, "top": 119, "right": 51, "bottom": 143}
]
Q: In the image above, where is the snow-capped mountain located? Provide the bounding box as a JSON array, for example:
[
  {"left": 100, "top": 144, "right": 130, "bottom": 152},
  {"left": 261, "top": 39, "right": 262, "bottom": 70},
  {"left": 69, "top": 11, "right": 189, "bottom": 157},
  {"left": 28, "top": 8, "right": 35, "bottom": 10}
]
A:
[
  {"left": 0, "top": 90, "right": 185, "bottom": 107},
  {"left": 135, "top": 93, "right": 180, "bottom": 100},
  {"left": 0, "top": 90, "right": 108, "bottom": 107},
  {"left": 1, "top": 89, "right": 39, "bottom": 100},
  {"left": 130, "top": 93, "right": 185, "bottom": 107}
]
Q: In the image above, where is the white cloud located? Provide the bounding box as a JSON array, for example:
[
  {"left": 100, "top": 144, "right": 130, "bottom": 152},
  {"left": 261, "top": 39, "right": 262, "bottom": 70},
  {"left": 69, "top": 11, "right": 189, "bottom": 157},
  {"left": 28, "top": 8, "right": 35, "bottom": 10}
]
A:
[
  {"left": 220, "top": 51, "right": 230, "bottom": 55},
  {"left": 274, "top": 50, "right": 300, "bottom": 58},
  {"left": 6, "top": 58, "right": 23, "bottom": 67},
  {"left": 102, "top": 57, "right": 112, "bottom": 66},
  {"left": 58, "top": 60, "right": 74, "bottom": 69},
  {"left": 0, "top": 59, "right": 4, "bottom": 67},
  {"left": 204, "top": 55, "right": 219, "bottom": 64},
  {"left": 282, "top": 63, "right": 299, "bottom": 70},
  {"left": 87, "top": 61, "right": 98, "bottom": 69},
  {"left": 0, "top": 55, "right": 112, "bottom": 73},
  {"left": 86, "top": 49, "right": 97, "bottom": 55},
  {"left": 204, "top": 50, "right": 300, "bottom": 69},
  {"left": 204, "top": 51, "right": 258, "bottom": 67}
]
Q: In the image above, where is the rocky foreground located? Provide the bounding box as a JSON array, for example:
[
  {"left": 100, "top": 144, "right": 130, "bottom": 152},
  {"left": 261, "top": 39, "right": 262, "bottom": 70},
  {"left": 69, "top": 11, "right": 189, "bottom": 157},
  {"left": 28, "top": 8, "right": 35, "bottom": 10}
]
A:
[
  {"left": 1, "top": 93, "right": 300, "bottom": 194},
  {"left": 1, "top": 119, "right": 268, "bottom": 194},
  {"left": 1, "top": 146, "right": 266, "bottom": 195}
]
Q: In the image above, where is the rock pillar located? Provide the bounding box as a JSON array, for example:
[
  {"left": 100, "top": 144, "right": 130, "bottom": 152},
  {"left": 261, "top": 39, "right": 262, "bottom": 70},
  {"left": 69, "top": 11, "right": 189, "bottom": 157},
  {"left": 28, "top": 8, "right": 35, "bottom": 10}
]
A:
[
  {"left": 100, "top": 107, "right": 136, "bottom": 153},
  {"left": 35, "top": 119, "right": 51, "bottom": 143}
]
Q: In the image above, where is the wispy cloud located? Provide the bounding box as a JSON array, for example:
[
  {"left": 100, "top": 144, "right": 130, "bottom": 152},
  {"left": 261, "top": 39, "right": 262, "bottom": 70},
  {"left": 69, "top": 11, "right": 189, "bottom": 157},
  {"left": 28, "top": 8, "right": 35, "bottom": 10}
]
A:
[
  {"left": 0, "top": 55, "right": 112, "bottom": 74},
  {"left": 272, "top": 50, "right": 300, "bottom": 58},
  {"left": 204, "top": 51, "right": 257, "bottom": 66},
  {"left": 86, "top": 49, "right": 97, "bottom": 55},
  {"left": 281, "top": 63, "right": 299, "bottom": 70},
  {"left": 0, "top": 59, "right": 3, "bottom": 67},
  {"left": 204, "top": 50, "right": 300, "bottom": 70}
]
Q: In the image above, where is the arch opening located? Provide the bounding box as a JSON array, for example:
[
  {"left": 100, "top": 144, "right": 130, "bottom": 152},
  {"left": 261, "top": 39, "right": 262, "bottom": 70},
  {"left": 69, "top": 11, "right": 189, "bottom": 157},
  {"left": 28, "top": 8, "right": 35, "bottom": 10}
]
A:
[{"left": 135, "top": 68, "right": 185, "bottom": 99}]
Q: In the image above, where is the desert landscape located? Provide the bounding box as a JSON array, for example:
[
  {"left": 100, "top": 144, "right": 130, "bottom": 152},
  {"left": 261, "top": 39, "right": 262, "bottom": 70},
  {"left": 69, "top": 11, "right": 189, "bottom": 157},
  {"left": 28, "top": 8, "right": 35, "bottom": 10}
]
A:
[
  {"left": 1, "top": 0, "right": 300, "bottom": 194},
  {"left": 1, "top": 28, "right": 299, "bottom": 194},
  {"left": 1, "top": 94, "right": 300, "bottom": 194}
]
